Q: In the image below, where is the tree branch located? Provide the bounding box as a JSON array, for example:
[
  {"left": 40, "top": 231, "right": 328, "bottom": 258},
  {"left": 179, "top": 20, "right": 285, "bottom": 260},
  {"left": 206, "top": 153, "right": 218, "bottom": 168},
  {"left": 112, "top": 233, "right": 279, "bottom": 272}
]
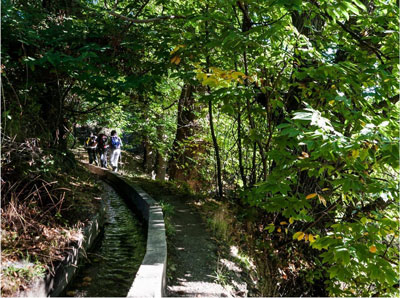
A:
[
  {"left": 237, "top": 1, "right": 252, "bottom": 31},
  {"left": 61, "top": 81, "right": 75, "bottom": 102},
  {"left": 304, "top": 202, "right": 338, "bottom": 232},
  {"left": 163, "top": 100, "right": 178, "bottom": 110},
  {"left": 335, "top": 20, "right": 387, "bottom": 64},
  {"left": 232, "top": 5, "right": 241, "bottom": 28},
  {"left": 310, "top": 0, "right": 389, "bottom": 64},
  {"left": 109, "top": 10, "right": 186, "bottom": 23},
  {"left": 65, "top": 102, "right": 110, "bottom": 115},
  {"left": 134, "top": 0, "right": 151, "bottom": 18},
  {"left": 252, "top": 12, "right": 289, "bottom": 27}
]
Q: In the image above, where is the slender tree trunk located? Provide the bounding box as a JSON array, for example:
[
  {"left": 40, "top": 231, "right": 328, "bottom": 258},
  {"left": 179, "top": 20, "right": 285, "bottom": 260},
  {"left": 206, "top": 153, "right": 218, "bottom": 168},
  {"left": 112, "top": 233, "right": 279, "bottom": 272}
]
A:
[
  {"left": 155, "top": 125, "right": 167, "bottom": 181},
  {"left": 237, "top": 1, "right": 267, "bottom": 182},
  {"left": 235, "top": 60, "right": 247, "bottom": 187},
  {"left": 143, "top": 137, "right": 155, "bottom": 175},
  {"left": 169, "top": 84, "right": 193, "bottom": 180},
  {"left": 237, "top": 111, "right": 247, "bottom": 187},
  {"left": 70, "top": 121, "right": 77, "bottom": 149},
  {"left": 208, "top": 98, "right": 223, "bottom": 197},
  {"left": 250, "top": 141, "right": 257, "bottom": 185},
  {"left": 204, "top": 6, "right": 222, "bottom": 197},
  {"left": 244, "top": 50, "right": 267, "bottom": 182}
]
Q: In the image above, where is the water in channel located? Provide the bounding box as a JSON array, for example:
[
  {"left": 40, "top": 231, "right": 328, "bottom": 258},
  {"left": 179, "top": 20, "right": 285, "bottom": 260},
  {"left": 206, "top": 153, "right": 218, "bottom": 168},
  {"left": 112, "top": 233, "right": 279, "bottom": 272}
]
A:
[{"left": 63, "top": 183, "right": 146, "bottom": 297}]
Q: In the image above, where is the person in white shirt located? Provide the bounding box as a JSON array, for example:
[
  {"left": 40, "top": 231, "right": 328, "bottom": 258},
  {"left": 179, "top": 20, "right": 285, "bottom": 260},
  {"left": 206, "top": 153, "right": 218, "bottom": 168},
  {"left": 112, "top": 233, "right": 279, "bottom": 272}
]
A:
[{"left": 109, "top": 130, "right": 122, "bottom": 172}]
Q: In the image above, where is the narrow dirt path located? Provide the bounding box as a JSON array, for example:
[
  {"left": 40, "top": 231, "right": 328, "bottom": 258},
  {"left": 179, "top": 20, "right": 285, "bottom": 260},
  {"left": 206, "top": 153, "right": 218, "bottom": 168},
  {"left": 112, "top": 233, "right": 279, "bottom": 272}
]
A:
[
  {"left": 130, "top": 178, "right": 231, "bottom": 297},
  {"left": 164, "top": 197, "right": 229, "bottom": 297}
]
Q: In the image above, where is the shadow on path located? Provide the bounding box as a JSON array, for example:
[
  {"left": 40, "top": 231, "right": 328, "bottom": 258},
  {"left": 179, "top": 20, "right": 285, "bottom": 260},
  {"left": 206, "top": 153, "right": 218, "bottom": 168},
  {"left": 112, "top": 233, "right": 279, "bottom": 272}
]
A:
[{"left": 165, "top": 198, "right": 228, "bottom": 297}]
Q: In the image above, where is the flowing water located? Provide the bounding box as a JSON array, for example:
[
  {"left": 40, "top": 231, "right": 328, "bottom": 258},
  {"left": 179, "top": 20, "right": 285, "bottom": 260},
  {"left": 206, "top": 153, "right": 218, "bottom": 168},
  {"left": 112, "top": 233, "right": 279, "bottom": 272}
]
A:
[{"left": 63, "top": 183, "right": 146, "bottom": 297}]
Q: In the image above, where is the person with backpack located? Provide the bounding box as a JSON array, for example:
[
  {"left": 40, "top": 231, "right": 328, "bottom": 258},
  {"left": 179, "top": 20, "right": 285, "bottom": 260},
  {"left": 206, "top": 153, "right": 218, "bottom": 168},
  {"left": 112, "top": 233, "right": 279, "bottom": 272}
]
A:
[
  {"left": 97, "top": 132, "right": 109, "bottom": 168},
  {"left": 84, "top": 132, "right": 98, "bottom": 165},
  {"left": 109, "top": 130, "right": 122, "bottom": 172}
]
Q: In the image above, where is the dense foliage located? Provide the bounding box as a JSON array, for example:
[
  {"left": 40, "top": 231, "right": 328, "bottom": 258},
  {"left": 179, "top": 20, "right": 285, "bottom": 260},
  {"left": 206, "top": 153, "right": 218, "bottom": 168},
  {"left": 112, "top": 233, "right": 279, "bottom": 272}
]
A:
[{"left": 2, "top": 0, "right": 399, "bottom": 296}]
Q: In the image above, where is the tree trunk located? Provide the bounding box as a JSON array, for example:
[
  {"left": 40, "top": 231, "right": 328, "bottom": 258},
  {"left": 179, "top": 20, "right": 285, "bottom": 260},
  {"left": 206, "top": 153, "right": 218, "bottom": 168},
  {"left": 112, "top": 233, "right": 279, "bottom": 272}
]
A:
[
  {"left": 155, "top": 125, "right": 167, "bottom": 181},
  {"left": 143, "top": 137, "right": 155, "bottom": 175},
  {"left": 237, "top": 2, "right": 268, "bottom": 182},
  {"left": 208, "top": 98, "right": 223, "bottom": 197},
  {"left": 244, "top": 50, "right": 267, "bottom": 183},
  {"left": 155, "top": 151, "right": 167, "bottom": 181},
  {"left": 204, "top": 8, "right": 222, "bottom": 196},
  {"left": 168, "top": 84, "right": 205, "bottom": 191},
  {"left": 237, "top": 111, "right": 247, "bottom": 187}
]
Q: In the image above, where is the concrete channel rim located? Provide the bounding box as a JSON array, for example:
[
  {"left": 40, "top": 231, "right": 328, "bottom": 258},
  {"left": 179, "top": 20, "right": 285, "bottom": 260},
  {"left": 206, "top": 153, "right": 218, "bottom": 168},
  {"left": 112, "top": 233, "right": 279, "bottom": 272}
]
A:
[{"left": 85, "top": 164, "right": 167, "bottom": 298}]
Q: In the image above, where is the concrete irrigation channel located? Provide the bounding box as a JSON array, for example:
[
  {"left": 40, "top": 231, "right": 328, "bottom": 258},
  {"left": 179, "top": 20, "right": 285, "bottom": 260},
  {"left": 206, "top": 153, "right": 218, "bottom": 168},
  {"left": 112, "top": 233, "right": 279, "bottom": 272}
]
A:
[
  {"left": 62, "top": 182, "right": 146, "bottom": 297},
  {"left": 17, "top": 164, "right": 167, "bottom": 297},
  {"left": 82, "top": 164, "right": 167, "bottom": 297}
]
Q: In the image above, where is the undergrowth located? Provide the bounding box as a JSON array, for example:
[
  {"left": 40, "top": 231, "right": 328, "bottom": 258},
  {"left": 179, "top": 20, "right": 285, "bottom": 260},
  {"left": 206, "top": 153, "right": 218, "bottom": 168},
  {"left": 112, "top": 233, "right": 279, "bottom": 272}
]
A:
[
  {"left": 1, "top": 135, "right": 102, "bottom": 296},
  {"left": 196, "top": 198, "right": 259, "bottom": 296},
  {"left": 159, "top": 200, "right": 176, "bottom": 237}
]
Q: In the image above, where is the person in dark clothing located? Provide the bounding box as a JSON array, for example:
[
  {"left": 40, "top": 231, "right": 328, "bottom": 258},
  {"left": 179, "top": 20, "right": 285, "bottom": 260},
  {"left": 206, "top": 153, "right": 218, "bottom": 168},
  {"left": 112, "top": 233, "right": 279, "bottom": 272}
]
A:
[
  {"left": 85, "top": 132, "right": 98, "bottom": 165},
  {"left": 97, "top": 132, "right": 109, "bottom": 168}
]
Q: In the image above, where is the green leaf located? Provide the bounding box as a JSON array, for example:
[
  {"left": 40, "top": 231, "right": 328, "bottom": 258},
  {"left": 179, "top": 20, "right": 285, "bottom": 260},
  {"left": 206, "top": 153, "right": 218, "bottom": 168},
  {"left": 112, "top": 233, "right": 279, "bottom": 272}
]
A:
[
  {"left": 343, "top": 1, "right": 360, "bottom": 15},
  {"left": 335, "top": 248, "right": 351, "bottom": 265},
  {"left": 353, "top": 0, "right": 367, "bottom": 11}
]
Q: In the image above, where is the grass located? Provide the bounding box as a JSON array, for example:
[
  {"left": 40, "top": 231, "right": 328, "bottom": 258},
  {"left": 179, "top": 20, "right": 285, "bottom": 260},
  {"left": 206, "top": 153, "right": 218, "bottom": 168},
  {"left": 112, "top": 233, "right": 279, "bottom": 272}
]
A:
[
  {"left": 213, "top": 267, "right": 229, "bottom": 287},
  {"left": 207, "top": 210, "right": 231, "bottom": 241},
  {"left": 1, "top": 260, "right": 46, "bottom": 296},
  {"left": 229, "top": 245, "right": 255, "bottom": 272},
  {"left": 159, "top": 200, "right": 176, "bottom": 237},
  {"left": 198, "top": 198, "right": 233, "bottom": 242},
  {"left": 159, "top": 200, "right": 175, "bottom": 217},
  {"left": 195, "top": 198, "right": 260, "bottom": 295},
  {"left": 3, "top": 262, "right": 45, "bottom": 280}
]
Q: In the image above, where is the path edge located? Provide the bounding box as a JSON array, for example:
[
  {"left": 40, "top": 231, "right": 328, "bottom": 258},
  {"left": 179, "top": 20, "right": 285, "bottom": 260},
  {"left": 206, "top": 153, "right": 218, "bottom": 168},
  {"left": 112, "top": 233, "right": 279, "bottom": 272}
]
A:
[{"left": 85, "top": 164, "right": 167, "bottom": 298}]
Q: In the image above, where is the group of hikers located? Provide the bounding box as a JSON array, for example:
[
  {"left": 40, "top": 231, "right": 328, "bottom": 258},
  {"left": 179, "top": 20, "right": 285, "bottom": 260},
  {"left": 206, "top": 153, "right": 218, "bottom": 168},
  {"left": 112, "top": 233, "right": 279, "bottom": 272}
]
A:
[{"left": 84, "top": 130, "right": 122, "bottom": 172}]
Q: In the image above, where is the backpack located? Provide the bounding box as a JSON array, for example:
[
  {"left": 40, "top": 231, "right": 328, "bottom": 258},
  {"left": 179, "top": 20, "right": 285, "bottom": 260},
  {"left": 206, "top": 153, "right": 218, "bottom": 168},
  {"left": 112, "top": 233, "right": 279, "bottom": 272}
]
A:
[
  {"left": 85, "top": 137, "right": 91, "bottom": 147},
  {"left": 86, "top": 136, "right": 97, "bottom": 148},
  {"left": 111, "top": 136, "right": 121, "bottom": 149},
  {"left": 98, "top": 135, "right": 109, "bottom": 149}
]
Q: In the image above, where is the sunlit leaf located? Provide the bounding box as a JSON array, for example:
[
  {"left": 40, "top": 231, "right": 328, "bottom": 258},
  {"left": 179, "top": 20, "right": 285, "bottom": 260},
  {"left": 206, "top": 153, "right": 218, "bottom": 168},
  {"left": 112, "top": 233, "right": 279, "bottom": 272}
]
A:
[
  {"left": 170, "top": 44, "right": 185, "bottom": 55},
  {"left": 293, "top": 231, "right": 305, "bottom": 240},
  {"left": 306, "top": 193, "right": 318, "bottom": 199},
  {"left": 318, "top": 194, "right": 327, "bottom": 207}
]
